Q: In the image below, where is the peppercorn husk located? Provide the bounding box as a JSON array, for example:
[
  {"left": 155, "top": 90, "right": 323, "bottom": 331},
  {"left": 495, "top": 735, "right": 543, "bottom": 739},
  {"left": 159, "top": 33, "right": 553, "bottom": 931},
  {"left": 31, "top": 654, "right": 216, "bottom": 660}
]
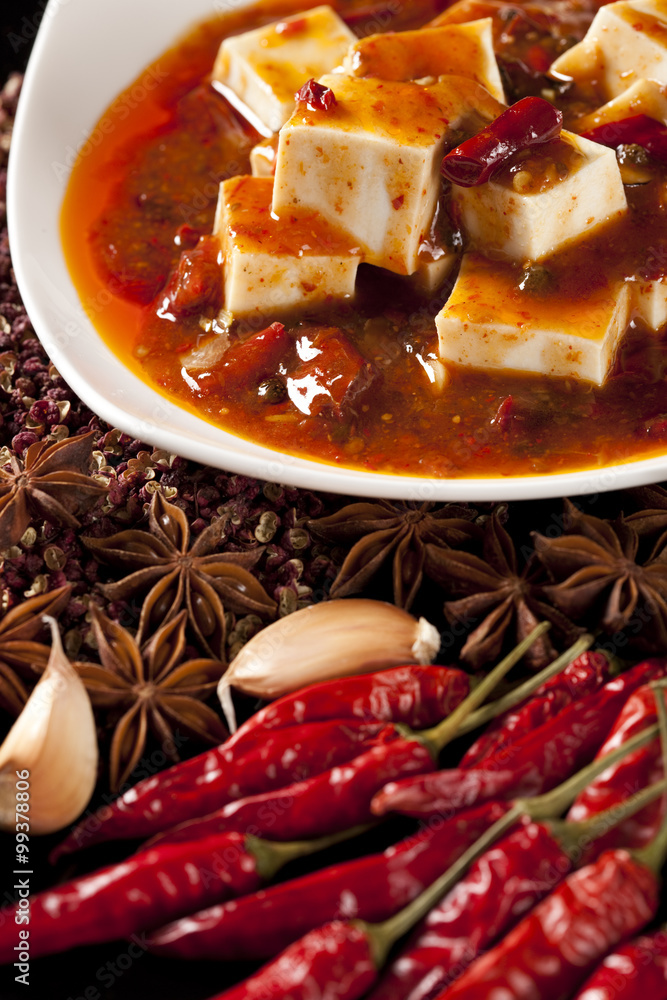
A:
[{"left": 217, "top": 598, "right": 441, "bottom": 731}]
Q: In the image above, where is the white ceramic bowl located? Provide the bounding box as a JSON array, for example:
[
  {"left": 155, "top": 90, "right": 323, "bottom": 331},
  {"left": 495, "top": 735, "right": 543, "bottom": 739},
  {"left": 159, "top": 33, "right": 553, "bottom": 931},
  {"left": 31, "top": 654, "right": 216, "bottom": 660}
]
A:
[{"left": 8, "top": 0, "right": 667, "bottom": 501}]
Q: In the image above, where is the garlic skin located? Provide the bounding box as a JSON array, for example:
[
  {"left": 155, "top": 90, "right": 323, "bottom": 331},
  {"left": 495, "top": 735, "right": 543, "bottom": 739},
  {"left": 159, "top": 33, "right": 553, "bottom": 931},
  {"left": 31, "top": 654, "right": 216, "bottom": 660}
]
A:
[
  {"left": 0, "top": 617, "right": 98, "bottom": 834},
  {"left": 218, "top": 598, "right": 441, "bottom": 732}
]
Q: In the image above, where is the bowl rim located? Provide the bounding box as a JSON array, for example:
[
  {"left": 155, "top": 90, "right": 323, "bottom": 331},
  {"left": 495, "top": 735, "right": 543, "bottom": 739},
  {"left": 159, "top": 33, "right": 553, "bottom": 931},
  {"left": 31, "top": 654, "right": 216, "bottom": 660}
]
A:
[{"left": 7, "top": 0, "right": 667, "bottom": 502}]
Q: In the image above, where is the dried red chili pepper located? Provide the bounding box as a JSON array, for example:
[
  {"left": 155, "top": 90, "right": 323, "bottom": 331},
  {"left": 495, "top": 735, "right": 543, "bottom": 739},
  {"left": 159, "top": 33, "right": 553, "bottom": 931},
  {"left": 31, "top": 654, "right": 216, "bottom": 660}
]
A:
[
  {"left": 163, "top": 235, "right": 222, "bottom": 317},
  {"left": 232, "top": 663, "right": 470, "bottom": 741},
  {"left": 373, "top": 658, "right": 667, "bottom": 819},
  {"left": 0, "top": 827, "right": 362, "bottom": 963},
  {"left": 219, "top": 322, "right": 291, "bottom": 396},
  {"left": 438, "top": 848, "right": 659, "bottom": 999},
  {"left": 287, "top": 328, "right": 376, "bottom": 417},
  {"left": 205, "top": 920, "right": 377, "bottom": 1000},
  {"left": 365, "top": 778, "right": 667, "bottom": 1000},
  {"left": 572, "top": 927, "right": 667, "bottom": 999},
  {"left": 147, "top": 721, "right": 660, "bottom": 962},
  {"left": 581, "top": 114, "right": 667, "bottom": 164},
  {"left": 295, "top": 78, "right": 337, "bottom": 112},
  {"left": 160, "top": 744, "right": 665, "bottom": 1000},
  {"left": 146, "top": 730, "right": 435, "bottom": 848},
  {"left": 145, "top": 626, "right": 569, "bottom": 849},
  {"left": 147, "top": 801, "right": 509, "bottom": 960},
  {"left": 525, "top": 42, "right": 553, "bottom": 75},
  {"left": 435, "top": 685, "right": 667, "bottom": 1000},
  {"left": 53, "top": 664, "right": 470, "bottom": 858},
  {"left": 366, "top": 821, "right": 570, "bottom": 1000},
  {"left": 441, "top": 96, "right": 563, "bottom": 186},
  {"left": 460, "top": 650, "right": 610, "bottom": 768},
  {"left": 195, "top": 794, "right": 512, "bottom": 1000},
  {"left": 568, "top": 684, "right": 665, "bottom": 860}
]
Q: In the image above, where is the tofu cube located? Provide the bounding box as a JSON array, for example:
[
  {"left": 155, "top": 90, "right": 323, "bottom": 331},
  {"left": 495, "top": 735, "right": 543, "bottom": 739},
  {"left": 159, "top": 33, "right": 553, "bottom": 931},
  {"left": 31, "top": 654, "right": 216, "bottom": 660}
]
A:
[
  {"left": 212, "top": 6, "right": 355, "bottom": 133},
  {"left": 214, "top": 176, "right": 360, "bottom": 319},
  {"left": 250, "top": 135, "right": 280, "bottom": 177},
  {"left": 343, "top": 20, "right": 505, "bottom": 102},
  {"left": 632, "top": 274, "right": 667, "bottom": 330},
  {"left": 574, "top": 78, "right": 667, "bottom": 132},
  {"left": 436, "top": 252, "right": 631, "bottom": 384},
  {"left": 272, "top": 73, "right": 504, "bottom": 275},
  {"left": 411, "top": 246, "right": 458, "bottom": 294},
  {"left": 551, "top": 0, "right": 667, "bottom": 99},
  {"left": 451, "top": 131, "right": 627, "bottom": 262}
]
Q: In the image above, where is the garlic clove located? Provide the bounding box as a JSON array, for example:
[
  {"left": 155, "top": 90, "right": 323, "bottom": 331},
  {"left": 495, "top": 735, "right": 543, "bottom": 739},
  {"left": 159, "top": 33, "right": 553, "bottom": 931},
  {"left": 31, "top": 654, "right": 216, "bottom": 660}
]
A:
[
  {"left": 0, "top": 616, "right": 98, "bottom": 834},
  {"left": 218, "top": 598, "right": 441, "bottom": 732}
]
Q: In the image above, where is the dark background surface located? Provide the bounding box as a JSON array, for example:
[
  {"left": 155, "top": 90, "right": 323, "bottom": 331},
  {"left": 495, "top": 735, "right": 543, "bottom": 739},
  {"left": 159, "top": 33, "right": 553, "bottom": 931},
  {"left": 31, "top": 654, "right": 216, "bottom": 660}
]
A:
[{"left": 1, "top": 2, "right": 41, "bottom": 84}]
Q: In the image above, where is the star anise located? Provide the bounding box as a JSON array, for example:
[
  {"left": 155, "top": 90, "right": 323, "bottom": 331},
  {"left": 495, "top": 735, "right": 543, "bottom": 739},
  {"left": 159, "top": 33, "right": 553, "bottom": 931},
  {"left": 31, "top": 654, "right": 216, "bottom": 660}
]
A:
[
  {"left": 533, "top": 499, "right": 667, "bottom": 652},
  {"left": 424, "top": 514, "right": 581, "bottom": 670},
  {"left": 76, "top": 605, "right": 228, "bottom": 791},
  {"left": 85, "top": 492, "right": 277, "bottom": 660},
  {"left": 0, "top": 432, "right": 106, "bottom": 548},
  {"left": 0, "top": 585, "right": 71, "bottom": 716},
  {"left": 624, "top": 484, "right": 667, "bottom": 546},
  {"left": 308, "top": 501, "right": 482, "bottom": 609}
]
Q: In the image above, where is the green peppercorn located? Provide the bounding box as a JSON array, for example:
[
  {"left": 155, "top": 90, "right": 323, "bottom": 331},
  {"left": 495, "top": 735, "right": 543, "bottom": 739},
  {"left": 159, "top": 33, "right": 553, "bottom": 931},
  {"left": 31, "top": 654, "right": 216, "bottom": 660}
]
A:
[
  {"left": 258, "top": 376, "right": 287, "bottom": 404},
  {"left": 615, "top": 144, "right": 653, "bottom": 186},
  {"left": 616, "top": 143, "right": 650, "bottom": 167},
  {"left": 518, "top": 264, "right": 554, "bottom": 295}
]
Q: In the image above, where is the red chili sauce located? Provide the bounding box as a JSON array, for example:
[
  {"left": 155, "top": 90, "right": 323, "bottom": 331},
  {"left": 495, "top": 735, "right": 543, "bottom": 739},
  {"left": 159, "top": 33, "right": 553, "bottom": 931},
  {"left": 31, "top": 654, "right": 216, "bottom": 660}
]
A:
[{"left": 60, "top": 0, "right": 667, "bottom": 478}]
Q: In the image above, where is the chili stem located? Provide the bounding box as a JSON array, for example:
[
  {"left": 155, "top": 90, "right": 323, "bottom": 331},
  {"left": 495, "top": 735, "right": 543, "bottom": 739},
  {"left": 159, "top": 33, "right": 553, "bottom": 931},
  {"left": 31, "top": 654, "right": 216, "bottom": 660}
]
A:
[
  {"left": 363, "top": 802, "right": 524, "bottom": 967},
  {"left": 634, "top": 685, "right": 667, "bottom": 874},
  {"left": 519, "top": 723, "right": 659, "bottom": 821},
  {"left": 458, "top": 633, "right": 594, "bottom": 737},
  {"left": 551, "top": 778, "right": 667, "bottom": 858},
  {"left": 248, "top": 824, "right": 374, "bottom": 881},
  {"left": 417, "top": 622, "right": 551, "bottom": 757},
  {"left": 362, "top": 719, "right": 662, "bottom": 969}
]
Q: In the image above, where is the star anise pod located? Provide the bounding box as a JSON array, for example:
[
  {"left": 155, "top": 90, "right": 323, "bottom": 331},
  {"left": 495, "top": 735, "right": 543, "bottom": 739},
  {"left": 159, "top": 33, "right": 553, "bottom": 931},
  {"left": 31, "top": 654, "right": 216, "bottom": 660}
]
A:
[
  {"left": 0, "top": 585, "right": 72, "bottom": 716},
  {"left": 76, "top": 605, "right": 228, "bottom": 792},
  {"left": 533, "top": 500, "right": 667, "bottom": 652},
  {"left": 0, "top": 432, "right": 106, "bottom": 548},
  {"left": 85, "top": 492, "right": 277, "bottom": 660},
  {"left": 308, "top": 501, "right": 482, "bottom": 609},
  {"left": 424, "top": 514, "right": 581, "bottom": 670},
  {"left": 624, "top": 484, "right": 667, "bottom": 546}
]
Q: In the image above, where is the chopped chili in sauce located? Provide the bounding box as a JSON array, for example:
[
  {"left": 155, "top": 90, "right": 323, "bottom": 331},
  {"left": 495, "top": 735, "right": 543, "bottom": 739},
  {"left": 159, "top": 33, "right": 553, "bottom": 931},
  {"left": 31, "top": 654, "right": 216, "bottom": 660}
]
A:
[{"left": 61, "top": 0, "right": 667, "bottom": 478}]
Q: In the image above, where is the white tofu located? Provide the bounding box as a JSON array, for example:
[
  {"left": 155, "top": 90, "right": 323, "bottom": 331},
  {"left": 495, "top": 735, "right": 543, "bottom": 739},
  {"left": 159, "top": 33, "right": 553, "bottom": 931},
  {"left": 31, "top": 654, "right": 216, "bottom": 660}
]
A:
[
  {"left": 343, "top": 20, "right": 505, "bottom": 102},
  {"left": 451, "top": 130, "right": 627, "bottom": 262},
  {"left": 436, "top": 252, "right": 631, "bottom": 384},
  {"left": 551, "top": 0, "right": 667, "bottom": 98},
  {"left": 214, "top": 176, "right": 360, "bottom": 319},
  {"left": 250, "top": 135, "right": 279, "bottom": 177},
  {"left": 272, "top": 73, "right": 504, "bottom": 275},
  {"left": 574, "top": 78, "right": 667, "bottom": 132},
  {"left": 411, "top": 247, "right": 458, "bottom": 294},
  {"left": 212, "top": 6, "right": 355, "bottom": 133},
  {"left": 632, "top": 275, "right": 667, "bottom": 329}
]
